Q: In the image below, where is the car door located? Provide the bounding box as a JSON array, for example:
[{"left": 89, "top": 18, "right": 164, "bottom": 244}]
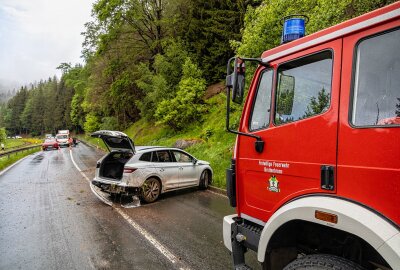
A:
[
  {"left": 237, "top": 39, "right": 342, "bottom": 221},
  {"left": 152, "top": 150, "right": 180, "bottom": 190},
  {"left": 172, "top": 150, "right": 198, "bottom": 187}
]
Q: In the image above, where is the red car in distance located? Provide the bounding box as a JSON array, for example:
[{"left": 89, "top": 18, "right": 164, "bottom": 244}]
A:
[{"left": 42, "top": 138, "right": 60, "bottom": 151}]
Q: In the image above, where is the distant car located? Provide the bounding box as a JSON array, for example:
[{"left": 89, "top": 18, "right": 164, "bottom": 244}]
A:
[
  {"left": 56, "top": 134, "right": 71, "bottom": 147},
  {"left": 42, "top": 138, "right": 59, "bottom": 151},
  {"left": 91, "top": 130, "right": 213, "bottom": 203},
  {"left": 15, "top": 135, "right": 22, "bottom": 139}
]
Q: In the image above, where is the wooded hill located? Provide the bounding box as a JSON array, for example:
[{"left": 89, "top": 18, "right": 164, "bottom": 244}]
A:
[{"left": 1, "top": 0, "right": 395, "bottom": 136}]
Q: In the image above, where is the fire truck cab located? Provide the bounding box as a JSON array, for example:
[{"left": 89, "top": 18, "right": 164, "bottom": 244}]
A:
[{"left": 223, "top": 3, "right": 400, "bottom": 270}]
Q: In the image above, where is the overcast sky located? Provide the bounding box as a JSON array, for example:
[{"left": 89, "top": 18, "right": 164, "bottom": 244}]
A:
[{"left": 0, "top": 0, "right": 95, "bottom": 90}]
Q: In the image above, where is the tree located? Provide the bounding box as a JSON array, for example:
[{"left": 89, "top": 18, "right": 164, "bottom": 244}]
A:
[
  {"left": 237, "top": 0, "right": 397, "bottom": 58},
  {"left": 0, "top": 127, "right": 6, "bottom": 143},
  {"left": 84, "top": 113, "right": 100, "bottom": 133},
  {"left": 155, "top": 57, "right": 207, "bottom": 130},
  {"left": 304, "top": 88, "right": 330, "bottom": 118}
]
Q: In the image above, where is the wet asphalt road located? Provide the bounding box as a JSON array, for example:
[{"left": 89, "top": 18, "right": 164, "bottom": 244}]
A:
[{"left": 0, "top": 143, "right": 259, "bottom": 270}]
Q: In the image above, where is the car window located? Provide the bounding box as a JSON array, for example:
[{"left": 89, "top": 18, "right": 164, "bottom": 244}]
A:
[
  {"left": 156, "top": 150, "right": 172, "bottom": 162},
  {"left": 351, "top": 28, "right": 400, "bottom": 127},
  {"left": 151, "top": 151, "right": 158, "bottom": 162},
  {"left": 139, "top": 152, "right": 151, "bottom": 162},
  {"left": 172, "top": 151, "right": 192, "bottom": 163},
  {"left": 275, "top": 50, "right": 333, "bottom": 125},
  {"left": 249, "top": 69, "right": 273, "bottom": 131}
]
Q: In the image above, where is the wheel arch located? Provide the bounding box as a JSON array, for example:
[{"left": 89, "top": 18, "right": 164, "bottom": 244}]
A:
[{"left": 257, "top": 196, "right": 400, "bottom": 268}]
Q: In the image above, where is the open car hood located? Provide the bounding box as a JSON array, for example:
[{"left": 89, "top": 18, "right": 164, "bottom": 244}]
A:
[{"left": 91, "top": 130, "right": 135, "bottom": 153}]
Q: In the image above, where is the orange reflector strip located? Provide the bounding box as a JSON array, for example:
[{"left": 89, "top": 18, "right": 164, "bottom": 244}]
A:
[{"left": 315, "top": 210, "right": 338, "bottom": 224}]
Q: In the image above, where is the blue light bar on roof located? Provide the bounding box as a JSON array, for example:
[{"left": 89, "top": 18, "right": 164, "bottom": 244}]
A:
[{"left": 281, "top": 15, "right": 308, "bottom": 44}]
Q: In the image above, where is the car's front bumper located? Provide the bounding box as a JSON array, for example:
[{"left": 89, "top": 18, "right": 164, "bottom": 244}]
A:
[{"left": 58, "top": 142, "right": 70, "bottom": 147}]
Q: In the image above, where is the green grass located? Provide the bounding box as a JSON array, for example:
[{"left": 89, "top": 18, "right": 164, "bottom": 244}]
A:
[
  {"left": 3, "top": 139, "right": 26, "bottom": 149},
  {"left": 0, "top": 147, "right": 41, "bottom": 171},
  {"left": 77, "top": 135, "right": 108, "bottom": 151}
]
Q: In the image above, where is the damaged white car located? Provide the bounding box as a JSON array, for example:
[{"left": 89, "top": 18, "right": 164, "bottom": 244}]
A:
[{"left": 90, "top": 130, "right": 213, "bottom": 204}]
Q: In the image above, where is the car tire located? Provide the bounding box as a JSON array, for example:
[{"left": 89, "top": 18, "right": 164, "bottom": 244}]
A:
[
  {"left": 283, "top": 254, "right": 365, "bottom": 270},
  {"left": 141, "top": 178, "right": 161, "bottom": 203},
  {"left": 199, "top": 170, "right": 210, "bottom": 189}
]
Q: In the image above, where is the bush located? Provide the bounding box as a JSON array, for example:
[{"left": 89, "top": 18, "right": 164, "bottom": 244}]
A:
[
  {"left": 84, "top": 113, "right": 100, "bottom": 133},
  {"left": 155, "top": 58, "right": 207, "bottom": 130},
  {"left": 100, "top": 116, "right": 119, "bottom": 130}
]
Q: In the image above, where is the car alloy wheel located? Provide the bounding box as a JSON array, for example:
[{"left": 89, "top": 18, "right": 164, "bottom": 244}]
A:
[{"left": 141, "top": 178, "right": 161, "bottom": 203}]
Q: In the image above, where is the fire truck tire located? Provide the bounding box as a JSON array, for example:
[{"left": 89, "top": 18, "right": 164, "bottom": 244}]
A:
[
  {"left": 283, "top": 254, "right": 365, "bottom": 270},
  {"left": 199, "top": 170, "right": 210, "bottom": 189}
]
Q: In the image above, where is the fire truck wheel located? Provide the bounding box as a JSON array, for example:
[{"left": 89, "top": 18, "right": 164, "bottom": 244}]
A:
[
  {"left": 283, "top": 254, "right": 365, "bottom": 270},
  {"left": 199, "top": 170, "right": 210, "bottom": 189}
]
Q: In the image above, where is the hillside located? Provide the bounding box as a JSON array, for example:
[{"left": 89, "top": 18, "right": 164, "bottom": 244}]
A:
[{"left": 86, "top": 93, "right": 240, "bottom": 188}]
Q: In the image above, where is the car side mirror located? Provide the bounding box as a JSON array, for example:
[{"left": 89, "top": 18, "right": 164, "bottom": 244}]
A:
[{"left": 192, "top": 158, "right": 197, "bottom": 165}]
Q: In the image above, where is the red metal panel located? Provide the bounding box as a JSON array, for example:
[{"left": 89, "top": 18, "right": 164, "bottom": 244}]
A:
[{"left": 338, "top": 19, "right": 400, "bottom": 226}]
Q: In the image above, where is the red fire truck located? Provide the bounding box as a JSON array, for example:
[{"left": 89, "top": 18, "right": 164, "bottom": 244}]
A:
[{"left": 223, "top": 3, "right": 400, "bottom": 270}]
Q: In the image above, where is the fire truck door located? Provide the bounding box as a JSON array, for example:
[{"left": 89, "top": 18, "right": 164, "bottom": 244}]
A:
[{"left": 237, "top": 39, "right": 342, "bottom": 221}]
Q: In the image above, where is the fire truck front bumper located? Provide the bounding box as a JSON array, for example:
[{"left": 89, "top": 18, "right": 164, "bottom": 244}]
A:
[
  {"left": 224, "top": 214, "right": 264, "bottom": 268},
  {"left": 223, "top": 214, "right": 237, "bottom": 252}
]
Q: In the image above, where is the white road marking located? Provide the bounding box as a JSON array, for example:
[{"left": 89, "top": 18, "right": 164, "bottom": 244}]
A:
[
  {"left": 207, "top": 189, "right": 227, "bottom": 198},
  {"left": 69, "top": 148, "right": 190, "bottom": 270}
]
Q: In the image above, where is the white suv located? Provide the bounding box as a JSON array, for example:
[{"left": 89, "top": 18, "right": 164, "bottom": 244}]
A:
[{"left": 91, "top": 130, "right": 213, "bottom": 203}]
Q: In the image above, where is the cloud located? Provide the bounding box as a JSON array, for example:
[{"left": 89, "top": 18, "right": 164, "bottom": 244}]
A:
[{"left": 0, "top": 0, "right": 94, "bottom": 88}]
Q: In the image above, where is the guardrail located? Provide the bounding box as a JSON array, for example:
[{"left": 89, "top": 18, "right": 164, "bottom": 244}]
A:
[{"left": 0, "top": 144, "right": 41, "bottom": 159}]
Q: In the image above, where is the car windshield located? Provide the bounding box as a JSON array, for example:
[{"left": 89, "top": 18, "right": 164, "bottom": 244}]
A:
[
  {"left": 57, "top": 135, "right": 68, "bottom": 139},
  {"left": 45, "top": 139, "right": 56, "bottom": 143}
]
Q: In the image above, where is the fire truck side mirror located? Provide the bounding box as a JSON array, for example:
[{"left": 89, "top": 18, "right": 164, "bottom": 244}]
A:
[
  {"left": 226, "top": 57, "right": 245, "bottom": 104},
  {"left": 276, "top": 74, "right": 295, "bottom": 115}
]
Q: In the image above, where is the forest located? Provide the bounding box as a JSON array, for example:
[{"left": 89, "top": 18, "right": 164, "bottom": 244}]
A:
[{"left": 0, "top": 0, "right": 395, "bottom": 136}]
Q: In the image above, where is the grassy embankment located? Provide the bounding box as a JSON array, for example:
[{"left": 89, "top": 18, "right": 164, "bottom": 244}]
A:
[
  {"left": 83, "top": 94, "right": 241, "bottom": 188},
  {"left": 0, "top": 138, "right": 42, "bottom": 171}
]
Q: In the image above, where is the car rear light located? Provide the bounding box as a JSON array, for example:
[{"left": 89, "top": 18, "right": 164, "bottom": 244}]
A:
[{"left": 124, "top": 167, "right": 137, "bottom": 173}]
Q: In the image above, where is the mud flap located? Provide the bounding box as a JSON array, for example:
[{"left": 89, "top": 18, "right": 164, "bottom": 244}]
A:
[{"left": 90, "top": 182, "right": 113, "bottom": 206}]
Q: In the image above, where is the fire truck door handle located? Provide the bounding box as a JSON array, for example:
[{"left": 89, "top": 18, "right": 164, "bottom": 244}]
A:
[{"left": 321, "top": 165, "right": 334, "bottom": 190}]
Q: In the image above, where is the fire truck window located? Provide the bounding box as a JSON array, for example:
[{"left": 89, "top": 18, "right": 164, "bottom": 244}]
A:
[
  {"left": 275, "top": 51, "right": 333, "bottom": 125},
  {"left": 352, "top": 28, "right": 400, "bottom": 127},
  {"left": 249, "top": 69, "right": 273, "bottom": 131}
]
